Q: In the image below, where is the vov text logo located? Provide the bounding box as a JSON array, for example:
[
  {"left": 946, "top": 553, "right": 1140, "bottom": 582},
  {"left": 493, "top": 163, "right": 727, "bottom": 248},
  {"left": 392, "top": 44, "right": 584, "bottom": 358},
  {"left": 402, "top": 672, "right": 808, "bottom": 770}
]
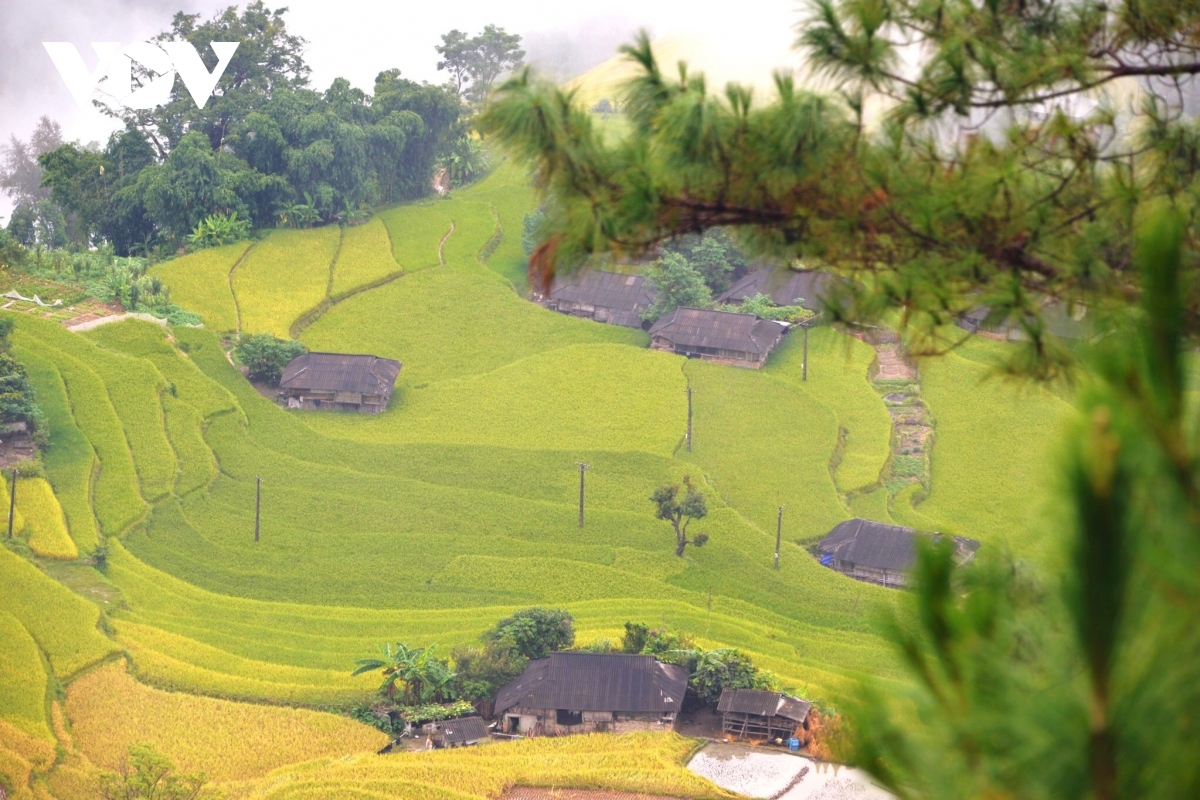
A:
[{"left": 43, "top": 41, "right": 240, "bottom": 111}]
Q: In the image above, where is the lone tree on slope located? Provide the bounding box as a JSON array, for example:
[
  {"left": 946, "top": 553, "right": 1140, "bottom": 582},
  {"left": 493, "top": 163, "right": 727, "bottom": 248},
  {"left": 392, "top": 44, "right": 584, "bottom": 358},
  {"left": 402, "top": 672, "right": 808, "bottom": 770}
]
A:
[{"left": 651, "top": 476, "right": 710, "bottom": 557}]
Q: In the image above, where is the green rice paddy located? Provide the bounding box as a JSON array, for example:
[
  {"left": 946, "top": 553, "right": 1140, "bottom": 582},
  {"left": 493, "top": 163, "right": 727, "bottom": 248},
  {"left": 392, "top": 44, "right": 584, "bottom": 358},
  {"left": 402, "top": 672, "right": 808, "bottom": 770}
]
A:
[{"left": 0, "top": 162, "right": 1071, "bottom": 777}]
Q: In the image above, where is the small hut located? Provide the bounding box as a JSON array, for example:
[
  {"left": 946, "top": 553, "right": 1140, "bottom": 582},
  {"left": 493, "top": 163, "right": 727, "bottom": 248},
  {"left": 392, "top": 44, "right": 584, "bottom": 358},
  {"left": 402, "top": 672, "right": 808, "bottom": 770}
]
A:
[
  {"left": 648, "top": 307, "right": 786, "bottom": 368},
  {"left": 717, "top": 268, "right": 834, "bottom": 311},
  {"left": 439, "top": 716, "right": 489, "bottom": 747},
  {"left": 278, "top": 352, "right": 401, "bottom": 413},
  {"left": 717, "top": 689, "right": 812, "bottom": 741},
  {"left": 818, "top": 518, "right": 980, "bottom": 588},
  {"left": 533, "top": 270, "right": 657, "bottom": 328}
]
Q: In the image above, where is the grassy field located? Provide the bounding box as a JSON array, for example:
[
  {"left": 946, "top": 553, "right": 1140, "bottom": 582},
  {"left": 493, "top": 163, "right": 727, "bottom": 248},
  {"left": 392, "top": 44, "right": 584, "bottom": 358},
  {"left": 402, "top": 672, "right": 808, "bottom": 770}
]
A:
[{"left": 0, "top": 161, "right": 1083, "bottom": 798}]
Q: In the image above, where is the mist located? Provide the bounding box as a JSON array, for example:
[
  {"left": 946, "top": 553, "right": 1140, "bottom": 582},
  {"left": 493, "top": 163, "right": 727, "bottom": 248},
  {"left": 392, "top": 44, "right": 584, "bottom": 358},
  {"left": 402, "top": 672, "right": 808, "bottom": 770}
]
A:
[{"left": 0, "top": 0, "right": 801, "bottom": 223}]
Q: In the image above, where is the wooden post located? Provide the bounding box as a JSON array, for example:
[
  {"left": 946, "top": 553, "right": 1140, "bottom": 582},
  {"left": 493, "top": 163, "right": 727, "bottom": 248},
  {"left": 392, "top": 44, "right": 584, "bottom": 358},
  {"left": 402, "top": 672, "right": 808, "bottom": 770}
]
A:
[
  {"left": 684, "top": 388, "right": 694, "bottom": 451},
  {"left": 775, "top": 505, "right": 784, "bottom": 569},
  {"left": 7, "top": 470, "right": 15, "bottom": 539},
  {"left": 254, "top": 475, "right": 262, "bottom": 542},
  {"left": 802, "top": 325, "right": 809, "bottom": 382},
  {"left": 576, "top": 463, "right": 589, "bottom": 528}
]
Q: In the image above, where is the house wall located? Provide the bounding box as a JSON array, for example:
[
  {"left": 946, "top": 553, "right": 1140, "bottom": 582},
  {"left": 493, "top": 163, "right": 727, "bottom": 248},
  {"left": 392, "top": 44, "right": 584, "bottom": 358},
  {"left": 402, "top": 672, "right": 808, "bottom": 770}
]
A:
[
  {"left": 280, "top": 390, "right": 388, "bottom": 414},
  {"left": 500, "top": 706, "right": 676, "bottom": 736},
  {"left": 832, "top": 559, "right": 907, "bottom": 588},
  {"left": 649, "top": 338, "right": 766, "bottom": 368}
]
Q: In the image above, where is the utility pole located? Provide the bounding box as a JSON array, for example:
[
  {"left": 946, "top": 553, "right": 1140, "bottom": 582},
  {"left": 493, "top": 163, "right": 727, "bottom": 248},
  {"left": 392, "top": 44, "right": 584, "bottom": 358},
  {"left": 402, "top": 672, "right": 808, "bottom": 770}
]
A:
[
  {"left": 6, "top": 470, "right": 16, "bottom": 539},
  {"left": 802, "top": 324, "right": 809, "bottom": 382},
  {"left": 254, "top": 475, "right": 262, "bottom": 542},
  {"left": 576, "top": 463, "right": 589, "bottom": 528},
  {"left": 775, "top": 504, "right": 785, "bottom": 569},
  {"left": 684, "top": 387, "right": 695, "bottom": 451}
]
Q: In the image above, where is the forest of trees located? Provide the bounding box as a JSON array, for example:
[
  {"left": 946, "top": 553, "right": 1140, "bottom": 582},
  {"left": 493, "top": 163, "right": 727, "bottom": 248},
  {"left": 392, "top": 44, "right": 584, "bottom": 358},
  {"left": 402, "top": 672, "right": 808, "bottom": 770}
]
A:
[{"left": 1, "top": 3, "right": 476, "bottom": 256}]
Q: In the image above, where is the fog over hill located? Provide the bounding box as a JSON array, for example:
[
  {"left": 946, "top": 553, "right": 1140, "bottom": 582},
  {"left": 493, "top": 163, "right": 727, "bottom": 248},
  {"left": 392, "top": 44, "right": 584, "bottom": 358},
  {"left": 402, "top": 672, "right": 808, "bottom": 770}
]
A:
[{"left": 0, "top": 0, "right": 799, "bottom": 222}]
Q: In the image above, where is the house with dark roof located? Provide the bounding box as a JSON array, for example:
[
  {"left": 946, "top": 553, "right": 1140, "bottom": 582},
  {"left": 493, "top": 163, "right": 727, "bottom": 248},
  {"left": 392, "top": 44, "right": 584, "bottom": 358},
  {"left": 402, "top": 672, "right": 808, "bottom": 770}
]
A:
[
  {"left": 278, "top": 352, "right": 402, "bottom": 413},
  {"left": 818, "top": 518, "right": 980, "bottom": 588},
  {"left": 717, "top": 689, "right": 812, "bottom": 741},
  {"left": 717, "top": 268, "right": 834, "bottom": 311},
  {"left": 436, "top": 716, "right": 490, "bottom": 747},
  {"left": 648, "top": 307, "right": 786, "bottom": 367},
  {"left": 533, "top": 270, "right": 657, "bottom": 328},
  {"left": 494, "top": 652, "right": 689, "bottom": 736},
  {"left": 956, "top": 302, "right": 1092, "bottom": 341}
]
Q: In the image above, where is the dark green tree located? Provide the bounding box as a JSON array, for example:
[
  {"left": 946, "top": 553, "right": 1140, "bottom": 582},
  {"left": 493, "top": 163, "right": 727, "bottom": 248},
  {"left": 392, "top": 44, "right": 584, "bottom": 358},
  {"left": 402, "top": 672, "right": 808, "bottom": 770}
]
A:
[
  {"left": 686, "top": 232, "right": 734, "bottom": 294},
  {"left": 234, "top": 333, "right": 306, "bottom": 385},
  {"left": 451, "top": 638, "right": 528, "bottom": 703},
  {"left": 485, "top": 607, "right": 575, "bottom": 659},
  {"left": 650, "top": 476, "right": 710, "bottom": 557},
  {"left": 642, "top": 252, "right": 714, "bottom": 321}
]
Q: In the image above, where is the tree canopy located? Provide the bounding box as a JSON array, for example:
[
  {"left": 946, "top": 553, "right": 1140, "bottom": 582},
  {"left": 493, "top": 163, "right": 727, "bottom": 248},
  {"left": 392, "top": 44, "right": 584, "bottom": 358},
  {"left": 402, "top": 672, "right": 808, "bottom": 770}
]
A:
[
  {"left": 36, "top": 3, "right": 463, "bottom": 255},
  {"left": 437, "top": 25, "right": 526, "bottom": 104}
]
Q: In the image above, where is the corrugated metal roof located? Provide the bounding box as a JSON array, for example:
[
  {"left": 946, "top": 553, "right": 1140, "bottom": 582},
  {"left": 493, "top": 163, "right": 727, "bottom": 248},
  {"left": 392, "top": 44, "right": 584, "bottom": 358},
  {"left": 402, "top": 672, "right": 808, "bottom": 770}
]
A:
[
  {"left": 717, "top": 269, "right": 834, "bottom": 309},
  {"left": 279, "top": 352, "right": 402, "bottom": 396},
  {"left": 820, "top": 518, "right": 980, "bottom": 572},
  {"left": 494, "top": 652, "right": 689, "bottom": 716},
  {"left": 717, "top": 689, "right": 812, "bottom": 723},
  {"left": 441, "top": 716, "right": 489, "bottom": 745},
  {"left": 648, "top": 307, "right": 784, "bottom": 355},
  {"left": 547, "top": 271, "right": 656, "bottom": 315}
]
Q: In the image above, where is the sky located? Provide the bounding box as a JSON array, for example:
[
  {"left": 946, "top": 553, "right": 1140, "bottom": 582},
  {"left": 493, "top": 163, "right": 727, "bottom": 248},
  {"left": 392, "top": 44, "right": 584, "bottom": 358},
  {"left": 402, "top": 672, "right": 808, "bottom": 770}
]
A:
[{"left": 0, "top": 1, "right": 803, "bottom": 199}]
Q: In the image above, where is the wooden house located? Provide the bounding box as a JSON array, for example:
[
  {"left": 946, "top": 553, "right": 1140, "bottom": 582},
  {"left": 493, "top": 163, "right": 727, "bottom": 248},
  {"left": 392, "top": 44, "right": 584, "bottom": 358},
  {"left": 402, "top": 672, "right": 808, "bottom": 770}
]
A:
[
  {"left": 278, "top": 352, "right": 402, "bottom": 413},
  {"left": 533, "top": 270, "right": 657, "bottom": 328},
  {"left": 717, "top": 689, "right": 812, "bottom": 741},
  {"left": 648, "top": 307, "right": 786, "bottom": 368},
  {"left": 818, "top": 518, "right": 980, "bottom": 588},
  {"left": 494, "top": 652, "right": 688, "bottom": 737},
  {"left": 717, "top": 268, "right": 834, "bottom": 311}
]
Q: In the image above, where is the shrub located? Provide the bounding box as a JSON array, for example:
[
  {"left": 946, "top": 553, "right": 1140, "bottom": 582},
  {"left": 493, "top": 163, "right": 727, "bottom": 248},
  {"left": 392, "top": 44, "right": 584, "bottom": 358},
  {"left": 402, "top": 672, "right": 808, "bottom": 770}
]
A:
[
  {"left": 485, "top": 608, "right": 574, "bottom": 660},
  {"left": 451, "top": 638, "right": 528, "bottom": 703},
  {"left": 234, "top": 333, "right": 306, "bottom": 385},
  {"left": 99, "top": 743, "right": 212, "bottom": 800}
]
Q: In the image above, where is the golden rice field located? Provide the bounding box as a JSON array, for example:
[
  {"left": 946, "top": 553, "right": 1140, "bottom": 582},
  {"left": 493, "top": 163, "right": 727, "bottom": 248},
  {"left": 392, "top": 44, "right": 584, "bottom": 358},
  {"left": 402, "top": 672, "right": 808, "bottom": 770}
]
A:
[
  {"left": 14, "top": 478, "right": 75, "bottom": 560},
  {"left": 151, "top": 241, "right": 250, "bottom": 333},
  {"left": 227, "top": 732, "right": 730, "bottom": 800},
  {"left": 65, "top": 662, "right": 388, "bottom": 783},
  {"left": 234, "top": 227, "right": 341, "bottom": 337},
  {"left": 331, "top": 218, "right": 403, "bottom": 297}
]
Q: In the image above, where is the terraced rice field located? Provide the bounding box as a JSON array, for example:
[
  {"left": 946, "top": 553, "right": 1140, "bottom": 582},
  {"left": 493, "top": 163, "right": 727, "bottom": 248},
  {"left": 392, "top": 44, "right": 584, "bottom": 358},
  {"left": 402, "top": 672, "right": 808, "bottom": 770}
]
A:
[{"left": 0, "top": 161, "right": 1069, "bottom": 798}]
